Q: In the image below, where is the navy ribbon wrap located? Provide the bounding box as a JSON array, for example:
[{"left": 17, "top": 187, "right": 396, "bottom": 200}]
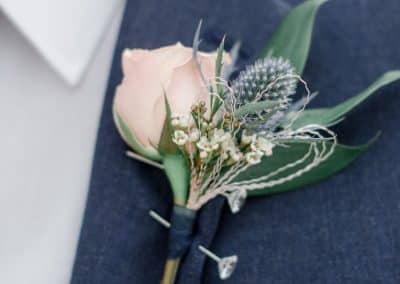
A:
[{"left": 167, "top": 205, "right": 197, "bottom": 258}]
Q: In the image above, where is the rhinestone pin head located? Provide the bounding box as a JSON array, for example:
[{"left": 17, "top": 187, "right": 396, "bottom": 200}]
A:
[
  {"left": 226, "top": 189, "right": 247, "bottom": 214},
  {"left": 218, "top": 255, "right": 238, "bottom": 280}
]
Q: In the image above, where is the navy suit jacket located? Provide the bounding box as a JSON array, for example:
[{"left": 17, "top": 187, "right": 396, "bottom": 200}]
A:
[{"left": 72, "top": 0, "right": 400, "bottom": 283}]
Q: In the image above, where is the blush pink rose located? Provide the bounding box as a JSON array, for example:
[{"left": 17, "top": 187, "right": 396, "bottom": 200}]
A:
[{"left": 113, "top": 42, "right": 230, "bottom": 160}]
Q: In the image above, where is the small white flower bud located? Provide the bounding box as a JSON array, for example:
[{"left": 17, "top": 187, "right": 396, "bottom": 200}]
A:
[
  {"left": 231, "top": 151, "right": 243, "bottom": 162},
  {"left": 200, "top": 151, "right": 208, "bottom": 159},
  {"left": 178, "top": 115, "right": 191, "bottom": 128},
  {"left": 241, "top": 130, "right": 254, "bottom": 145},
  {"left": 171, "top": 113, "right": 180, "bottom": 119},
  {"left": 171, "top": 119, "right": 179, "bottom": 127}
]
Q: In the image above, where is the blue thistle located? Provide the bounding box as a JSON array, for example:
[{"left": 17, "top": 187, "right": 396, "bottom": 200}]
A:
[{"left": 227, "top": 57, "right": 297, "bottom": 130}]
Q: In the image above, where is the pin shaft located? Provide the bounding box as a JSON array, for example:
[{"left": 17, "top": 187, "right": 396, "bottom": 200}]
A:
[
  {"left": 149, "top": 210, "right": 237, "bottom": 279},
  {"left": 198, "top": 245, "right": 221, "bottom": 262},
  {"left": 149, "top": 210, "right": 220, "bottom": 262},
  {"left": 126, "top": 151, "right": 164, "bottom": 169},
  {"left": 149, "top": 210, "right": 171, "bottom": 228}
]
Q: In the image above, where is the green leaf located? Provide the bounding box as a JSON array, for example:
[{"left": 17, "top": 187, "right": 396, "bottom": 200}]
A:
[
  {"left": 287, "top": 70, "right": 400, "bottom": 129},
  {"left": 259, "top": 0, "right": 327, "bottom": 74},
  {"left": 211, "top": 37, "right": 226, "bottom": 117},
  {"left": 113, "top": 108, "right": 161, "bottom": 161},
  {"left": 163, "top": 153, "right": 190, "bottom": 205},
  {"left": 158, "top": 95, "right": 179, "bottom": 155},
  {"left": 232, "top": 138, "right": 376, "bottom": 197},
  {"left": 158, "top": 95, "right": 190, "bottom": 205},
  {"left": 234, "top": 100, "right": 281, "bottom": 118}
]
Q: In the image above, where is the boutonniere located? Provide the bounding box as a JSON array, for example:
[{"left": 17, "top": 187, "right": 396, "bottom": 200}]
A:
[{"left": 112, "top": 0, "right": 400, "bottom": 282}]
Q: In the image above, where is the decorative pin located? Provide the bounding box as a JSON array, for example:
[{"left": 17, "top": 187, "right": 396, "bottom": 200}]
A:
[
  {"left": 197, "top": 245, "right": 238, "bottom": 280},
  {"left": 223, "top": 189, "right": 247, "bottom": 214},
  {"left": 149, "top": 210, "right": 238, "bottom": 280}
]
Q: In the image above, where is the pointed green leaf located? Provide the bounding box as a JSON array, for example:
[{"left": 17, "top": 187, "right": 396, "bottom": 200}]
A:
[
  {"left": 232, "top": 138, "right": 375, "bottom": 197},
  {"left": 287, "top": 70, "right": 400, "bottom": 129},
  {"left": 211, "top": 37, "right": 226, "bottom": 117},
  {"left": 163, "top": 154, "right": 190, "bottom": 205},
  {"left": 259, "top": 0, "right": 327, "bottom": 74},
  {"left": 158, "top": 95, "right": 190, "bottom": 205},
  {"left": 158, "top": 95, "right": 179, "bottom": 154},
  {"left": 113, "top": 108, "right": 161, "bottom": 161}
]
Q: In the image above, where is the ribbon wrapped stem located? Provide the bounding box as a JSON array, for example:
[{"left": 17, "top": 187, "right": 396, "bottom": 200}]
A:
[{"left": 161, "top": 205, "right": 197, "bottom": 284}]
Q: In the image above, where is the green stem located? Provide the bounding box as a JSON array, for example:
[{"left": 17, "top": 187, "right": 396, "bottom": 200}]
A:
[{"left": 161, "top": 258, "right": 180, "bottom": 284}]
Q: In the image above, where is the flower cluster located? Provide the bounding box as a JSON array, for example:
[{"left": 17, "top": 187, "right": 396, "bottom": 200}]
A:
[
  {"left": 167, "top": 94, "right": 284, "bottom": 211},
  {"left": 163, "top": 48, "right": 337, "bottom": 212},
  {"left": 114, "top": 23, "right": 337, "bottom": 213},
  {"left": 170, "top": 104, "right": 275, "bottom": 169}
]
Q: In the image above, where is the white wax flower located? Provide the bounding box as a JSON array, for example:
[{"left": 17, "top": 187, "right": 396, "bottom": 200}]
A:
[
  {"left": 245, "top": 151, "right": 263, "bottom": 165},
  {"left": 197, "top": 136, "right": 219, "bottom": 152},
  {"left": 172, "top": 130, "right": 189, "bottom": 146},
  {"left": 212, "top": 129, "right": 231, "bottom": 143},
  {"left": 178, "top": 115, "right": 192, "bottom": 128},
  {"left": 221, "top": 137, "right": 236, "bottom": 153},
  {"left": 251, "top": 137, "right": 275, "bottom": 156}
]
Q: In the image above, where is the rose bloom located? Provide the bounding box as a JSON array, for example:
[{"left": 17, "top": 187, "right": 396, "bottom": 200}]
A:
[{"left": 113, "top": 42, "right": 229, "bottom": 160}]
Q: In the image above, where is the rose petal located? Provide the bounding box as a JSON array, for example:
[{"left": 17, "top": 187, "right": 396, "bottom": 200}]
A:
[
  {"left": 151, "top": 58, "right": 210, "bottom": 145},
  {"left": 115, "top": 43, "right": 231, "bottom": 150},
  {"left": 122, "top": 48, "right": 150, "bottom": 75}
]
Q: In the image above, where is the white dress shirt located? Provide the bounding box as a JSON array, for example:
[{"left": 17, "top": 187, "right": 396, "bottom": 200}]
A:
[{"left": 0, "top": 1, "right": 125, "bottom": 283}]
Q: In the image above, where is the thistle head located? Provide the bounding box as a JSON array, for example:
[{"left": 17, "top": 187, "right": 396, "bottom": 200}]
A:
[{"left": 227, "top": 57, "right": 298, "bottom": 131}]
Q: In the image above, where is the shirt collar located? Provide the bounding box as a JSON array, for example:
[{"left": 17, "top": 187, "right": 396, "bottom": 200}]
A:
[{"left": 0, "top": 0, "right": 124, "bottom": 86}]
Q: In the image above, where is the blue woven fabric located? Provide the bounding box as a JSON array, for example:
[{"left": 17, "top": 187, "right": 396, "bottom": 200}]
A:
[{"left": 71, "top": 0, "right": 400, "bottom": 283}]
